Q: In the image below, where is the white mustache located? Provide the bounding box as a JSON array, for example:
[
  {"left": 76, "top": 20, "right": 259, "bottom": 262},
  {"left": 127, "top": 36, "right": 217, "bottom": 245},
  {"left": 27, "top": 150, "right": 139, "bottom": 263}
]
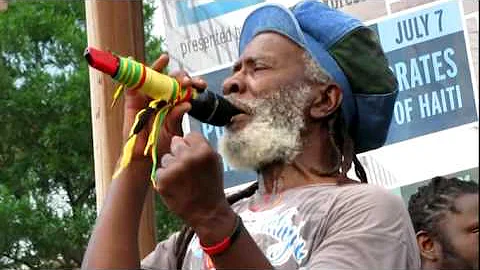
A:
[{"left": 223, "top": 94, "right": 263, "bottom": 114}]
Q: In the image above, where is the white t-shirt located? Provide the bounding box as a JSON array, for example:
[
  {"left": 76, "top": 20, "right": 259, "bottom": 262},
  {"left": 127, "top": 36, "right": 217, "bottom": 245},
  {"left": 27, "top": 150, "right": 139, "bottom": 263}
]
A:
[{"left": 142, "top": 183, "right": 420, "bottom": 269}]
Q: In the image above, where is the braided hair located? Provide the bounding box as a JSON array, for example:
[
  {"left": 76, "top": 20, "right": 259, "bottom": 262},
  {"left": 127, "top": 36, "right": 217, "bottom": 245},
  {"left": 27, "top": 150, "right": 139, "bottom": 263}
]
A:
[
  {"left": 408, "top": 176, "right": 478, "bottom": 237},
  {"left": 172, "top": 52, "right": 368, "bottom": 267}
]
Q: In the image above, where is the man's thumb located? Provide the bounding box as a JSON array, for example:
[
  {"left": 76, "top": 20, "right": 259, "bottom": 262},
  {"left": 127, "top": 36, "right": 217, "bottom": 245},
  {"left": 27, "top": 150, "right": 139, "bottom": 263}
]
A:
[{"left": 164, "top": 102, "right": 191, "bottom": 135}]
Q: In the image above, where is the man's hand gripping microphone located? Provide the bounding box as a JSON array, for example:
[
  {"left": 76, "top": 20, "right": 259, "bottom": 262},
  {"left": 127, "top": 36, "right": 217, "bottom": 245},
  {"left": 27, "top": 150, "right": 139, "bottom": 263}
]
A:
[{"left": 84, "top": 47, "right": 243, "bottom": 185}]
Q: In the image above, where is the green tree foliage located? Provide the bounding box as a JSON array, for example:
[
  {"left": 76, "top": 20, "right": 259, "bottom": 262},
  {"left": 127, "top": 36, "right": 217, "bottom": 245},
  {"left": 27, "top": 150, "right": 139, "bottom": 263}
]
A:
[{"left": 0, "top": 1, "right": 180, "bottom": 268}]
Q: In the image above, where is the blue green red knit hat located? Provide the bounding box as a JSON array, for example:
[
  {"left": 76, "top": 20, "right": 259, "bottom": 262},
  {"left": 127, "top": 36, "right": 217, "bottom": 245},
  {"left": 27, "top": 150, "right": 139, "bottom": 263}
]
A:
[{"left": 239, "top": 0, "right": 398, "bottom": 153}]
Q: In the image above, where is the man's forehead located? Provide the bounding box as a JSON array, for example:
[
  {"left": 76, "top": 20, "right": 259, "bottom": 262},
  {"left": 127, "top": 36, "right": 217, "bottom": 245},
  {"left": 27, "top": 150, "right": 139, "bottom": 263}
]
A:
[
  {"left": 439, "top": 194, "right": 478, "bottom": 228},
  {"left": 453, "top": 193, "right": 479, "bottom": 214}
]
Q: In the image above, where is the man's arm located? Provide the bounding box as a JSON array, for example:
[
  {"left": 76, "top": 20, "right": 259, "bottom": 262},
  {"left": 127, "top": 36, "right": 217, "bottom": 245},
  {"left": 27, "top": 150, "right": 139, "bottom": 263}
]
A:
[
  {"left": 199, "top": 214, "right": 274, "bottom": 269},
  {"left": 81, "top": 103, "right": 190, "bottom": 269},
  {"left": 81, "top": 55, "right": 188, "bottom": 269},
  {"left": 81, "top": 160, "right": 151, "bottom": 269},
  {"left": 154, "top": 134, "right": 274, "bottom": 269}
]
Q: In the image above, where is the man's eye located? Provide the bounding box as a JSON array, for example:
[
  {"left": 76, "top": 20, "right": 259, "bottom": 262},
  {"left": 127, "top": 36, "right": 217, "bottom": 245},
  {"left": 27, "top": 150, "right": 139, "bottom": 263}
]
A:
[
  {"left": 472, "top": 227, "right": 479, "bottom": 233},
  {"left": 254, "top": 66, "right": 267, "bottom": 72}
]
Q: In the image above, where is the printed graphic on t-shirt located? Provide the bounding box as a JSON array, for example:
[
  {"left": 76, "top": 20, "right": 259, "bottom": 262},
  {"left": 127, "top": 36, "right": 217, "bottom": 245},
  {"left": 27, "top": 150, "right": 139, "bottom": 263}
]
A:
[
  {"left": 187, "top": 206, "right": 308, "bottom": 268},
  {"left": 242, "top": 207, "right": 308, "bottom": 266}
]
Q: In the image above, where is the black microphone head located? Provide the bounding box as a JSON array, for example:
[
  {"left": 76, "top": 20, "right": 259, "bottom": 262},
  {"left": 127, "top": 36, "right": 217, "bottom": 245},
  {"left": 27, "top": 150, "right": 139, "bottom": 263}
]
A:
[{"left": 188, "top": 91, "right": 244, "bottom": 126}]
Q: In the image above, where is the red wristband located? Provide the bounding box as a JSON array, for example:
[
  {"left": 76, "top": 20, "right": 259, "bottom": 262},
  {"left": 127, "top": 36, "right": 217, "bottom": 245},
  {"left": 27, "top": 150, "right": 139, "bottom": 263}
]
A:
[{"left": 200, "top": 215, "right": 243, "bottom": 256}]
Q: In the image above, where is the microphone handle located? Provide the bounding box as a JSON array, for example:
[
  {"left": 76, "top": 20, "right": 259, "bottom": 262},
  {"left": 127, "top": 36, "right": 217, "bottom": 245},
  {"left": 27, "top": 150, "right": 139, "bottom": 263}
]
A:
[
  {"left": 189, "top": 91, "right": 244, "bottom": 126},
  {"left": 83, "top": 47, "right": 242, "bottom": 126}
]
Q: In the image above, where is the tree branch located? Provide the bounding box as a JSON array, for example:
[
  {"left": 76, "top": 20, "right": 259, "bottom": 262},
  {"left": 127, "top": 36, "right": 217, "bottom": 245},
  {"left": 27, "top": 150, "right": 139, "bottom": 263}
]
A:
[
  {"left": 72, "top": 180, "right": 94, "bottom": 207},
  {"left": 60, "top": 175, "right": 75, "bottom": 207}
]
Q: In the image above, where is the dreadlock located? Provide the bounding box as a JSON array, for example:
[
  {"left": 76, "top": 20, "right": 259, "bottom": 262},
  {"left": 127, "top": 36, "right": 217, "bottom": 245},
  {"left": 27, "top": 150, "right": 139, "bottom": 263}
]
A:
[
  {"left": 408, "top": 176, "right": 478, "bottom": 236},
  {"left": 304, "top": 53, "right": 368, "bottom": 183}
]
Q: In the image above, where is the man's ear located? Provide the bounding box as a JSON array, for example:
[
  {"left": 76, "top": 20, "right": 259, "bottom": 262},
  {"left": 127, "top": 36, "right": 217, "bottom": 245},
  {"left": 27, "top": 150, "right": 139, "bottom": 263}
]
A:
[
  {"left": 416, "top": 230, "right": 441, "bottom": 262},
  {"left": 309, "top": 82, "right": 343, "bottom": 119}
]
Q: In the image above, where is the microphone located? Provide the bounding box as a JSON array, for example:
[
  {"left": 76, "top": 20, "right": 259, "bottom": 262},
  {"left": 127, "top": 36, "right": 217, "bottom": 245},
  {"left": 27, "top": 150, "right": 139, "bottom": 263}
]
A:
[
  {"left": 84, "top": 47, "right": 243, "bottom": 126},
  {"left": 84, "top": 47, "right": 245, "bottom": 183}
]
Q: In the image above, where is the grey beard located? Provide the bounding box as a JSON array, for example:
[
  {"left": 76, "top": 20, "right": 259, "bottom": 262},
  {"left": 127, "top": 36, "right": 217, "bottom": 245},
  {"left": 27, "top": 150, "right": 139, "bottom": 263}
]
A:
[{"left": 218, "top": 83, "right": 311, "bottom": 171}]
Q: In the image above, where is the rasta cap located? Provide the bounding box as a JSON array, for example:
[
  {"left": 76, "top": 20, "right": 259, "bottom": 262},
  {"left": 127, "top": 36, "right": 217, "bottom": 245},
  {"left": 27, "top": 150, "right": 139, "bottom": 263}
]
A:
[{"left": 239, "top": 0, "right": 398, "bottom": 153}]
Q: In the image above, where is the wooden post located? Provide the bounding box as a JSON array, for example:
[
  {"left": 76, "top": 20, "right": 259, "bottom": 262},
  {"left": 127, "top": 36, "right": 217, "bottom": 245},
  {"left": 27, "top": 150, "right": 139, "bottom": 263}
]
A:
[
  {"left": 85, "top": 0, "right": 156, "bottom": 259},
  {"left": 0, "top": 0, "right": 8, "bottom": 12}
]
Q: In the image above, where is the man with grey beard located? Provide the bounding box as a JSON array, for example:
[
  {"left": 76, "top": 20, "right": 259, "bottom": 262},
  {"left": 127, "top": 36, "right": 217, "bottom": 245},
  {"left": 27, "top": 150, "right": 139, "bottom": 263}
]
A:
[{"left": 82, "top": 1, "right": 420, "bottom": 269}]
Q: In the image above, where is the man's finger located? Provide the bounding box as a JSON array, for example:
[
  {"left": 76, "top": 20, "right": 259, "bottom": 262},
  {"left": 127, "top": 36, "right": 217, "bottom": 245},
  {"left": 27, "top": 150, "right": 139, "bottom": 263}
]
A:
[
  {"left": 160, "top": 153, "right": 175, "bottom": 168},
  {"left": 164, "top": 102, "right": 191, "bottom": 135},
  {"left": 191, "top": 77, "right": 207, "bottom": 92},
  {"left": 170, "top": 102, "right": 191, "bottom": 119},
  {"left": 168, "top": 70, "right": 190, "bottom": 79},
  {"left": 171, "top": 136, "right": 189, "bottom": 157},
  {"left": 151, "top": 54, "right": 169, "bottom": 72},
  {"left": 154, "top": 162, "right": 183, "bottom": 193},
  {"left": 183, "top": 132, "right": 210, "bottom": 147}
]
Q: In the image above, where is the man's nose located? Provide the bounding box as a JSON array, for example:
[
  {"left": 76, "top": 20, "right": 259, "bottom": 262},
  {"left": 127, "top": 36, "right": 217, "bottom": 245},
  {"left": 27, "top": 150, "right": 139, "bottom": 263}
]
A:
[{"left": 222, "top": 73, "right": 246, "bottom": 96}]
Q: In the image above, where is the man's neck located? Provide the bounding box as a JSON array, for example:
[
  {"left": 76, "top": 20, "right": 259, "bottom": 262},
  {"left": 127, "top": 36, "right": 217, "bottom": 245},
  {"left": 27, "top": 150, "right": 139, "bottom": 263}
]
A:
[
  {"left": 259, "top": 159, "right": 340, "bottom": 194},
  {"left": 258, "top": 122, "right": 346, "bottom": 194}
]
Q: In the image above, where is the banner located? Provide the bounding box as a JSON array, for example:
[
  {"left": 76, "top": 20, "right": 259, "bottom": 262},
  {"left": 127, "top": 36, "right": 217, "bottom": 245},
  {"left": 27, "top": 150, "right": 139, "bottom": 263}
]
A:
[
  {"left": 370, "top": 0, "right": 477, "bottom": 144},
  {"left": 157, "top": 0, "right": 479, "bottom": 188}
]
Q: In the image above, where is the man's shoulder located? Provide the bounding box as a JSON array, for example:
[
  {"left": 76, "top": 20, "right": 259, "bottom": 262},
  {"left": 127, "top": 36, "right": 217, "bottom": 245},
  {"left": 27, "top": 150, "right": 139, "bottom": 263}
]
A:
[
  {"left": 331, "top": 183, "right": 408, "bottom": 223},
  {"left": 282, "top": 182, "right": 404, "bottom": 211},
  {"left": 329, "top": 183, "right": 416, "bottom": 242},
  {"left": 336, "top": 183, "right": 402, "bottom": 205}
]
